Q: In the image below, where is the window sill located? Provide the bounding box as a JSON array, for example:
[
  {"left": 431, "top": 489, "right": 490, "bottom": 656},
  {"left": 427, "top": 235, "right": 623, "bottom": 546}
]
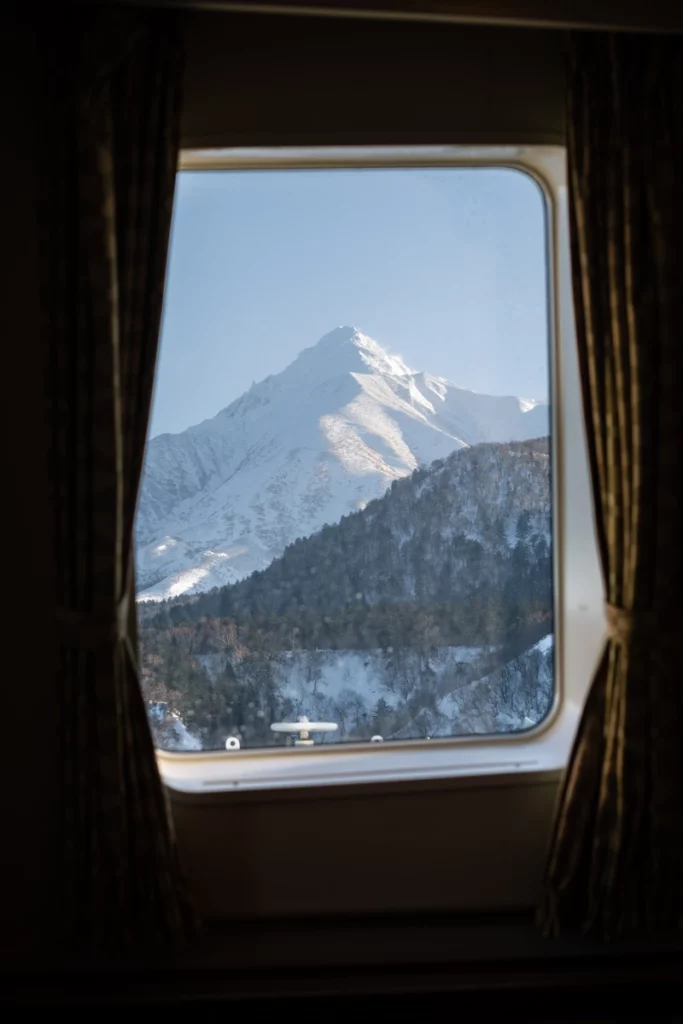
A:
[{"left": 157, "top": 699, "right": 580, "bottom": 797}]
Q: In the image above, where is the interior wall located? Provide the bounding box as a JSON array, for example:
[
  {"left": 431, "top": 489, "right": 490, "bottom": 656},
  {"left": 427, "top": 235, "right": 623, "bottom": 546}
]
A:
[
  {"left": 182, "top": 11, "right": 567, "bottom": 148},
  {"left": 148, "top": 0, "right": 683, "bottom": 34},
  {"left": 173, "top": 1, "right": 683, "bottom": 35},
  {"left": 170, "top": 774, "right": 559, "bottom": 919},
  {"left": 2, "top": 12, "right": 60, "bottom": 957}
]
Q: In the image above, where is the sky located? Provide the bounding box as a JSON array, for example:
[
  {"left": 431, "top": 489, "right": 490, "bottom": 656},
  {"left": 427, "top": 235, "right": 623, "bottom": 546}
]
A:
[{"left": 149, "top": 166, "right": 549, "bottom": 438}]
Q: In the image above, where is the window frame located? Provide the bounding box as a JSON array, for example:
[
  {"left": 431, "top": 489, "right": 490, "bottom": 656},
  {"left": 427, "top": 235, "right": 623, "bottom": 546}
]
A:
[{"left": 151, "top": 144, "right": 605, "bottom": 795}]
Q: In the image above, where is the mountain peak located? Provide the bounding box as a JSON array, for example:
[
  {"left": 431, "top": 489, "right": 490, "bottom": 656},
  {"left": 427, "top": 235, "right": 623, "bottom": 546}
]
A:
[
  {"left": 316, "top": 325, "right": 361, "bottom": 346},
  {"left": 302, "top": 326, "right": 414, "bottom": 378}
]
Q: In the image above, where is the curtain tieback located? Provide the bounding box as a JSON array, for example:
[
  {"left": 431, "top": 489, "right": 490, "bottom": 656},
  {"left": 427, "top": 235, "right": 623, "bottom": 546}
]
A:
[
  {"left": 605, "top": 602, "right": 666, "bottom": 645},
  {"left": 55, "top": 594, "right": 131, "bottom": 649}
]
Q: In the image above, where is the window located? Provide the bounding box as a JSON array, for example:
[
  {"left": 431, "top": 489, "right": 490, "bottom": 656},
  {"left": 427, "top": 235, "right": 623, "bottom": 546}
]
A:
[{"left": 137, "top": 146, "right": 604, "bottom": 789}]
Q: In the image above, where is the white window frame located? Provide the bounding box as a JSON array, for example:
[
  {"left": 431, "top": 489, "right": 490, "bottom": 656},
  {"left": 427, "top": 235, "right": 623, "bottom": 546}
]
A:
[{"left": 154, "top": 144, "right": 605, "bottom": 795}]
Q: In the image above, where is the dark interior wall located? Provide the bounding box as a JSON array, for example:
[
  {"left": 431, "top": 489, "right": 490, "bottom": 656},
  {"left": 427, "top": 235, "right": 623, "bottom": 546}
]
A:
[
  {"left": 170, "top": 774, "right": 560, "bottom": 920},
  {"left": 1, "top": 12, "right": 60, "bottom": 958},
  {"left": 176, "top": 0, "right": 683, "bottom": 34},
  {"left": 182, "top": 11, "right": 567, "bottom": 148}
]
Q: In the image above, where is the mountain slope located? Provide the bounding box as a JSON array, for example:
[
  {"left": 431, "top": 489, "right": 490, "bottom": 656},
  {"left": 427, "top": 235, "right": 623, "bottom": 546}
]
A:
[
  {"left": 136, "top": 327, "right": 548, "bottom": 601},
  {"left": 162, "top": 436, "right": 552, "bottom": 627}
]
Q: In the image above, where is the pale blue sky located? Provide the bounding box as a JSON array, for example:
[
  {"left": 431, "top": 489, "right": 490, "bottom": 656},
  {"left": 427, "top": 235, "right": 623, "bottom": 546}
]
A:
[{"left": 150, "top": 167, "right": 548, "bottom": 438}]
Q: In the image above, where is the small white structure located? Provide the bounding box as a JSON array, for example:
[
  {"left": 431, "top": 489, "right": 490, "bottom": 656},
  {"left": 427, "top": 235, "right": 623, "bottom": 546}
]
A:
[
  {"left": 270, "top": 715, "right": 338, "bottom": 747},
  {"left": 225, "top": 736, "right": 241, "bottom": 750}
]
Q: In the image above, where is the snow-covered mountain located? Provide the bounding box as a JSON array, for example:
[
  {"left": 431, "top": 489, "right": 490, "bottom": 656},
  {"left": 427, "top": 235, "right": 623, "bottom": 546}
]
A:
[
  {"left": 189, "top": 436, "right": 552, "bottom": 623},
  {"left": 136, "top": 327, "right": 548, "bottom": 601}
]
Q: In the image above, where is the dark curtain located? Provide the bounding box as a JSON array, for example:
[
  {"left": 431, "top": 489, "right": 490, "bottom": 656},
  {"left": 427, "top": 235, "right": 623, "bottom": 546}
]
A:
[
  {"left": 539, "top": 33, "right": 683, "bottom": 939},
  {"left": 41, "top": 6, "right": 197, "bottom": 949}
]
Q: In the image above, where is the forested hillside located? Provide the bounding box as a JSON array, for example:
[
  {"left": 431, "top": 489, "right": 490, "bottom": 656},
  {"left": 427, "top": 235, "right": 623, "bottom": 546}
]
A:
[{"left": 141, "top": 437, "right": 554, "bottom": 749}]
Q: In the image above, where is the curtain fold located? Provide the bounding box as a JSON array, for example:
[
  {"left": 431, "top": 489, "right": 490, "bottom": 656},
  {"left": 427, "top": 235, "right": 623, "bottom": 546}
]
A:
[
  {"left": 539, "top": 32, "right": 683, "bottom": 939},
  {"left": 42, "top": 5, "right": 197, "bottom": 950}
]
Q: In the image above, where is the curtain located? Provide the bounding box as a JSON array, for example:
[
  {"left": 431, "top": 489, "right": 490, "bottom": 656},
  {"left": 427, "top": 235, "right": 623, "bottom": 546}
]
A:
[
  {"left": 41, "top": 6, "right": 197, "bottom": 950},
  {"left": 539, "top": 32, "right": 683, "bottom": 939}
]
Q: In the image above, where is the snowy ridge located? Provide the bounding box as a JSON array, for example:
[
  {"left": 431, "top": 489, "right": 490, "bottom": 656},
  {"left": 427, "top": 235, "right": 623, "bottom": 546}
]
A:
[{"left": 136, "top": 327, "right": 548, "bottom": 601}]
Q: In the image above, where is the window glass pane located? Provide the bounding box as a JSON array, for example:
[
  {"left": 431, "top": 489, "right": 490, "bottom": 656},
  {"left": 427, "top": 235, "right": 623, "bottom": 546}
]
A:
[{"left": 137, "top": 162, "right": 553, "bottom": 752}]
